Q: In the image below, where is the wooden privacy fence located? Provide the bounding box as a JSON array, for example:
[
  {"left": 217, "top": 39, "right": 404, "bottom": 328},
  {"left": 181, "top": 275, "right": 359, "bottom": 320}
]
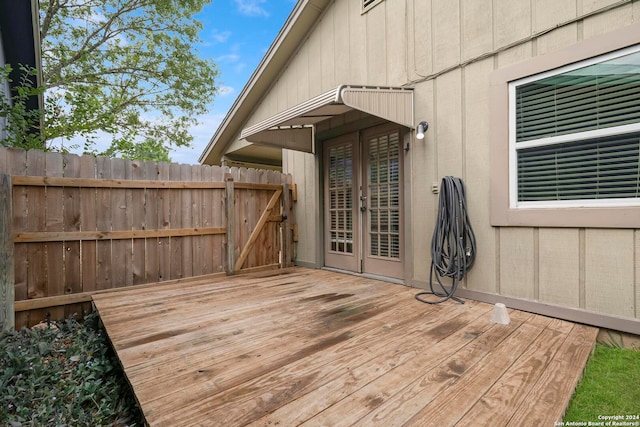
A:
[{"left": 0, "top": 147, "right": 296, "bottom": 330}]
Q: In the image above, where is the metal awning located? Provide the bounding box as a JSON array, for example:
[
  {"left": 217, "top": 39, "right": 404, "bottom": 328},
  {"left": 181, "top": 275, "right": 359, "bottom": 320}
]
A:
[{"left": 239, "top": 85, "right": 414, "bottom": 153}]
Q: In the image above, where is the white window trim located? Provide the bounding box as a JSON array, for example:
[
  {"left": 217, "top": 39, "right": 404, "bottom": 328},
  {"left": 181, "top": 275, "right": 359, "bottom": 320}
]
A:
[{"left": 508, "top": 44, "right": 640, "bottom": 209}]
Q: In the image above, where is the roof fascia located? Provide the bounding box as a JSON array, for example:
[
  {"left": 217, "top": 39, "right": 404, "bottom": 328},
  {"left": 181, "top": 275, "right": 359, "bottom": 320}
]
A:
[
  {"left": 31, "top": 0, "right": 44, "bottom": 112},
  {"left": 0, "top": 0, "right": 39, "bottom": 109}
]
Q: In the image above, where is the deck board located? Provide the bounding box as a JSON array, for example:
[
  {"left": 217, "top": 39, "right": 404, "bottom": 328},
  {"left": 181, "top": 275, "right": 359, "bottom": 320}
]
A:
[{"left": 92, "top": 267, "right": 598, "bottom": 426}]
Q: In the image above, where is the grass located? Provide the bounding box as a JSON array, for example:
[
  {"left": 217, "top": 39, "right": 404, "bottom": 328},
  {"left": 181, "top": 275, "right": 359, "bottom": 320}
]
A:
[
  {"left": 0, "top": 313, "right": 144, "bottom": 426},
  {"left": 564, "top": 344, "right": 640, "bottom": 423}
]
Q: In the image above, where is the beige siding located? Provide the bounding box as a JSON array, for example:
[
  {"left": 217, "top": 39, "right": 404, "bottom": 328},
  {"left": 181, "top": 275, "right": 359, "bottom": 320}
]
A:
[
  {"left": 432, "top": 0, "right": 460, "bottom": 71},
  {"left": 386, "top": 0, "right": 408, "bottom": 85},
  {"left": 538, "top": 229, "right": 580, "bottom": 308},
  {"left": 285, "top": 150, "right": 319, "bottom": 266},
  {"left": 585, "top": 230, "right": 636, "bottom": 318},
  {"left": 497, "top": 42, "right": 533, "bottom": 68},
  {"left": 410, "top": 82, "right": 437, "bottom": 283},
  {"left": 319, "top": 10, "right": 336, "bottom": 89},
  {"left": 533, "top": 0, "right": 576, "bottom": 33},
  {"left": 333, "top": 0, "right": 350, "bottom": 84},
  {"left": 366, "top": 4, "right": 387, "bottom": 85},
  {"left": 348, "top": 0, "right": 368, "bottom": 82},
  {"left": 582, "top": 0, "right": 625, "bottom": 14},
  {"left": 276, "top": 79, "right": 288, "bottom": 114},
  {"left": 499, "top": 228, "right": 535, "bottom": 299},
  {"left": 463, "top": 58, "right": 495, "bottom": 294},
  {"left": 307, "top": 24, "right": 323, "bottom": 96},
  {"left": 494, "top": 0, "right": 532, "bottom": 49},
  {"left": 461, "top": 0, "right": 493, "bottom": 61},
  {"left": 536, "top": 24, "right": 579, "bottom": 55},
  {"left": 434, "top": 0, "right": 639, "bottom": 324},
  {"left": 583, "top": 4, "right": 633, "bottom": 38},
  {"left": 296, "top": 46, "right": 310, "bottom": 103},
  {"left": 412, "top": 0, "right": 433, "bottom": 77},
  {"left": 241, "top": 0, "right": 640, "bottom": 326},
  {"left": 435, "top": 69, "right": 463, "bottom": 178}
]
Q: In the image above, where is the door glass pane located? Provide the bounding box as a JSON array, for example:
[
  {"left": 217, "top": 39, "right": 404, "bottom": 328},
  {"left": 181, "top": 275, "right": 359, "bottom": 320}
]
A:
[
  {"left": 371, "top": 233, "right": 379, "bottom": 255},
  {"left": 368, "top": 131, "right": 400, "bottom": 259},
  {"left": 380, "top": 234, "right": 389, "bottom": 257},
  {"left": 328, "top": 143, "right": 354, "bottom": 254},
  {"left": 390, "top": 235, "right": 400, "bottom": 258}
]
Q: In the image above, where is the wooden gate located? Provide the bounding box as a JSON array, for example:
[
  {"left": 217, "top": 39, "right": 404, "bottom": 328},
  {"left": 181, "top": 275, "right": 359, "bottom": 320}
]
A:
[{"left": 225, "top": 172, "right": 296, "bottom": 274}]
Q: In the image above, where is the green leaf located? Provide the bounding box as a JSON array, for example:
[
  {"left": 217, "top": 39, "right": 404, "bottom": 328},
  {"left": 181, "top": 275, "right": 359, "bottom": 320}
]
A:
[{"left": 38, "top": 0, "right": 219, "bottom": 159}]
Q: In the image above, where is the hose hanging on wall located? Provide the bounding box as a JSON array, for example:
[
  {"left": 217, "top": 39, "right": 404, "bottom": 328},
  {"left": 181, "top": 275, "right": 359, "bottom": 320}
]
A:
[{"left": 416, "top": 176, "right": 477, "bottom": 304}]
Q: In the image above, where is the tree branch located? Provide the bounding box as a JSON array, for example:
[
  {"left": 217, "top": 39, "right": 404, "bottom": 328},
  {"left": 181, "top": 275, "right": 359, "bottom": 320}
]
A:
[{"left": 44, "top": 2, "right": 148, "bottom": 83}]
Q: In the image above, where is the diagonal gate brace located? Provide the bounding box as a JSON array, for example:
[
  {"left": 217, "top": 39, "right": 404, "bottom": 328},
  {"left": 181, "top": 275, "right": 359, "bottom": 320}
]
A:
[{"left": 233, "top": 188, "right": 282, "bottom": 272}]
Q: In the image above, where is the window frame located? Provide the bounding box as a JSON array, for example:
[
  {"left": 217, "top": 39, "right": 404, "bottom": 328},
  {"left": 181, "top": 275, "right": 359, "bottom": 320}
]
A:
[
  {"left": 490, "top": 22, "right": 640, "bottom": 228},
  {"left": 508, "top": 44, "right": 640, "bottom": 209}
]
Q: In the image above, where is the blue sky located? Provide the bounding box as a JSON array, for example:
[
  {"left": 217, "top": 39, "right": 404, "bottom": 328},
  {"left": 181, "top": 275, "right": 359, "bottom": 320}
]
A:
[{"left": 170, "top": 0, "right": 296, "bottom": 164}]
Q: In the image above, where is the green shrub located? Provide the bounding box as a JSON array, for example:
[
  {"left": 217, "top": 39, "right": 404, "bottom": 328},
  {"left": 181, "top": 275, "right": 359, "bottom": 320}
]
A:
[{"left": 0, "top": 313, "right": 144, "bottom": 426}]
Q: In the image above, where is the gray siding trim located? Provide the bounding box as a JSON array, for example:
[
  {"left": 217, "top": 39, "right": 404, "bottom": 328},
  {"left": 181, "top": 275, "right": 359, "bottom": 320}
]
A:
[
  {"left": 321, "top": 267, "right": 405, "bottom": 285},
  {"left": 294, "top": 260, "right": 322, "bottom": 269},
  {"left": 453, "top": 287, "right": 639, "bottom": 335}
]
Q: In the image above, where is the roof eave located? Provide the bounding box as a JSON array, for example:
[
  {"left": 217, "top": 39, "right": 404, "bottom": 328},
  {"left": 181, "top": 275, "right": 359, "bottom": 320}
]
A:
[
  {"left": 0, "top": 0, "right": 42, "bottom": 111},
  {"left": 199, "top": 0, "right": 331, "bottom": 165}
]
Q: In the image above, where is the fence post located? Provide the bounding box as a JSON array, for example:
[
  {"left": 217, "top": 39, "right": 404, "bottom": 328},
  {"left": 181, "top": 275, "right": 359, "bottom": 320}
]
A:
[
  {"left": 225, "top": 173, "right": 235, "bottom": 275},
  {"left": 282, "top": 183, "right": 292, "bottom": 268},
  {"left": 0, "top": 174, "right": 14, "bottom": 331}
]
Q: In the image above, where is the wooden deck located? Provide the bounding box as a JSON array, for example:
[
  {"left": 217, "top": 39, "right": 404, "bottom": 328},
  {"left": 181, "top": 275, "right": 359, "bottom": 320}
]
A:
[{"left": 92, "top": 268, "right": 598, "bottom": 426}]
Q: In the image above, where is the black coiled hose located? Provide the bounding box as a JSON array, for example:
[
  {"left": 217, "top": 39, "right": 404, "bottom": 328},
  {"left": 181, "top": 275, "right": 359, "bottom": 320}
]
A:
[{"left": 415, "top": 176, "right": 476, "bottom": 304}]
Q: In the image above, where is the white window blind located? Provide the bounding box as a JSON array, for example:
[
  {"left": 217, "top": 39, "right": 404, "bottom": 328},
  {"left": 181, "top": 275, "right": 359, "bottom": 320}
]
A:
[
  {"left": 510, "top": 47, "right": 640, "bottom": 206},
  {"left": 517, "top": 132, "right": 640, "bottom": 201}
]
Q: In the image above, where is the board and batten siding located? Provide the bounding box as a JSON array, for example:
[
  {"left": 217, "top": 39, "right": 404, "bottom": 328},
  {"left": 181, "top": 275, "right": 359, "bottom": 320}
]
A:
[{"left": 242, "top": 0, "right": 640, "bottom": 329}]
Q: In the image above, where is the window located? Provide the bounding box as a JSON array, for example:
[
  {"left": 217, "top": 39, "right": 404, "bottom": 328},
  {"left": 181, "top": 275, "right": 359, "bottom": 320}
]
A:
[
  {"left": 509, "top": 46, "right": 640, "bottom": 208},
  {"left": 491, "top": 22, "right": 640, "bottom": 228},
  {"left": 362, "top": 0, "right": 383, "bottom": 13}
]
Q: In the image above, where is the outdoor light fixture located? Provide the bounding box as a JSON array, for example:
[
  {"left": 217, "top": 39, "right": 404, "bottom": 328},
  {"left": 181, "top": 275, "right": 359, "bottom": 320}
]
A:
[{"left": 416, "top": 121, "right": 428, "bottom": 140}]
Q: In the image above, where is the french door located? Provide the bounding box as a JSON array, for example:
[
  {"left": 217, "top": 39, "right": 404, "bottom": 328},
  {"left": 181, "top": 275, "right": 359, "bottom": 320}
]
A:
[{"left": 324, "top": 124, "right": 404, "bottom": 279}]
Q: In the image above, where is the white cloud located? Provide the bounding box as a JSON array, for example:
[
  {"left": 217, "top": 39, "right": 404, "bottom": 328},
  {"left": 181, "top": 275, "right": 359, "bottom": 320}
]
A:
[
  {"left": 170, "top": 112, "right": 227, "bottom": 164},
  {"left": 234, "top": 0, "right": 269, "bottom": 17},
  {"left": 217, "top": 86, "right": 235, "bottom": 96},
  {"left": 49, "top": 130, "right": 112, "bottom": 156},
  {"left": 211, "top": 29, "right": 232, "bottom": 44},
  {"left": 216, "top": 53, "right": 240, "bottom": 63},
  {"left": 51, "top": 111, "right": 225, "bottom": 165}
]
